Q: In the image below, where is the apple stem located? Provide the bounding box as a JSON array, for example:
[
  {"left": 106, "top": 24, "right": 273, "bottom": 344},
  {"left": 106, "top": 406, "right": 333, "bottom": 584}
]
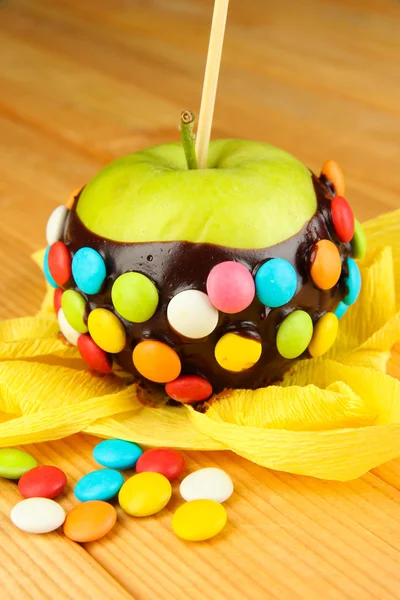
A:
[{"left": 180, "top": 110, "right": 198, "bottom": 170}]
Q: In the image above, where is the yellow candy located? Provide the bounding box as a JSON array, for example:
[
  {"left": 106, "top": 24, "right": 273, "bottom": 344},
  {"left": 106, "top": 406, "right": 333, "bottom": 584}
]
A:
[
  {"left": 308, "top": 312, "right": 339, "bottom": 358},
  {"left": 172, "top": 499, "right": 227, "bottom": 541},
  {"left": 118, "top": 472, "right": 172, "bottom": 517},
  {"left": 214, "top": 332, "right": 262, "bottom": 372},
  {"left": 87, "top": 308, "right": 126, "bottom": 353}
]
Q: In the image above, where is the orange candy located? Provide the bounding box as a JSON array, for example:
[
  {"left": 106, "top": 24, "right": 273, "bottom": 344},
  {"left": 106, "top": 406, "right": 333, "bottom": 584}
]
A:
[
  {"left": 63, "top": 500, "right": 117, "bottom": 542},
  {"left": 132, "top": 340, "right": 181, "bottom": 383},
  {"left": 65, "top": 186, "right": 83, "bottom": 210},
  {"left": 320, "top": 160, "right": 345, "bottom": 197},
  {"left": 310, "top": 240, "right": 342, "bottom": 290}
]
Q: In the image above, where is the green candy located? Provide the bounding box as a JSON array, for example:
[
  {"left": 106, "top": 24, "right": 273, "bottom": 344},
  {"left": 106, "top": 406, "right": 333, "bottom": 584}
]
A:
[
  {"left": 62, "top": 290, "right": 88, "bottom": 333},
  {"left": 112, "top": 272, "right": 159, "bottom": 323},
  {"left": 0, "top": 448, "right": 38, "bottom": 480},
  {"left": 351, "top": 219, "right": 367, "bottom": 259},
  {"left": 277, "top": 310, "right": 314, "bottom": 359}
]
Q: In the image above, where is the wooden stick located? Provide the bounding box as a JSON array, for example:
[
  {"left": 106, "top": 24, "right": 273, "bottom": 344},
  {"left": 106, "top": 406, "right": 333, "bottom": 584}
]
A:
[{"left": 195, "top": 0, "right": 229, "bottom": 169}]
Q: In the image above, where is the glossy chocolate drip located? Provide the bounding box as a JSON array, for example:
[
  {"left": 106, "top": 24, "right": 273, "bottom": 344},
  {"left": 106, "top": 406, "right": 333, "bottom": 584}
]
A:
[{"left": 64, "top": 174, "right": 351, "bottom": 392}]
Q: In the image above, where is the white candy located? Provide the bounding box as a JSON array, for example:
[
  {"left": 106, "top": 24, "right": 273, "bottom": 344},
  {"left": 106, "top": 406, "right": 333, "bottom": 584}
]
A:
[
  {"left": 58, "top": 308, "right": 80, "bottom": 346},
  {"left": 11, "top": 498, "right": 66, "bottom": 534},
  {"left": 180, "top": 468, "right": 234, "bottom": 503},
  {"left": 46, "top": 205, "right": 69, "bottom": 246},
  {"left": 167, "top": 290, "right": 219, "bottom": 339}
]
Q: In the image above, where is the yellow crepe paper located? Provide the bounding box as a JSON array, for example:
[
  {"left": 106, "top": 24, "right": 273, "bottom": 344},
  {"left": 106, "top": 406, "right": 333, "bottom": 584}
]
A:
[{"left": 1, "top": 210, "right": 400, "bottom": 481}]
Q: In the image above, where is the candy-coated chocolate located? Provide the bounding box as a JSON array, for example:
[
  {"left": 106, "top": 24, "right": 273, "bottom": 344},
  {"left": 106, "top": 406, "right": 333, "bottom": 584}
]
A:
[
  {"left": 72, "top": 247, "right": 106, "bottom": 295},
  {"left": 58, "top": 307, "right": 80, "bottom": 346},
  {"left": 63, "top": 500, "right": 117, "bottom": 542},
  {"left": 167, "top": 290, "right": 219, "bottom": 339},
  {"left": 46, "top": 205, "right": 69, "bottom": 246},
  {"left": 0, "top": 448, "right": 38, "bottom": 480},
  {"left": 172, "top": 499, "right": 227, "bottom": 541},
  {"left": 310, "top": 239, "right": 342, "bottom": 290},
  {"left": 276, "top": 310, "right": 313, "bottom": 359},
  {"left": 165, "top": 375, "right": 213, "bottom": 404},
  {"left": 65, "top": 186, "right": 82, "bottom": 210},
  {"left": 53, "top": 288, "right": 63, "bottom": 314},
  {"left": 61, "top": 289, "right": 88, "bottom": 333},
  {"left": 88, "top": 308, "right": 126, "bottom": 353},
  {"left": 78, "top": 334, "right": 113, "bottom": 373},
  {"left": 320, "top": 160, "right": 345, "bottom": 196},
  {"left": 93, "top": 439, "right": 143, "bottom": 470},
  {"left": 118, "top": 472, "right": 172, "bottom": 517},
  {"left": 214, "top": 332, "right": 262, "bottom": 372},
  {"left": 136, "top": 448, "right": 185, "bottom": 482},
  {"left": 132, "top": 340, "right": 181, "bottom": 383},
  {"left": 112, "top": 272, "right": 159, "bottom": 323},
  {"left": 255, "top": 258, "right": 297, "bottom": 307},
  {"left": 11, "top": 498, "right": 66, "bottom": 534},
  {"left": 206, "top": 261, "right": 255, "bottom": 314},
  {"left": 308, "top": 312, "right": 339, "bottom": 358},
  {"left": 43, "top": 246, "right": 59, "bottom": 289},
  {"left": 344, "top": 258, "right": 361, "bottom": 306},
  {"left": 331, "top": 196, "right": 354, "bottom": 243},
  {"left": 48, "top": 241, "right": 72, "bottom": 287},
  {"left": 351, "top": 219, "right": 367, "bottom": 259},
  {"left": 180, "top": 468, "right": 233, "bottom": 503},
  {"left": 74, "top": 469, "right": 124, "bottom": 502},
  {"left": 18, "top": 465, "right": 67, "bottom": 499},
  {"left": 334, "top": 301, "right": 348, "bottom": 319}
]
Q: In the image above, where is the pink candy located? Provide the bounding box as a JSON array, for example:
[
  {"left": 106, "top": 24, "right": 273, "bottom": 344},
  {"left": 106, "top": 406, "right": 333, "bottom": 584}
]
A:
[{"left": 206, "top": 261, "right": 255, "bottom": 314}]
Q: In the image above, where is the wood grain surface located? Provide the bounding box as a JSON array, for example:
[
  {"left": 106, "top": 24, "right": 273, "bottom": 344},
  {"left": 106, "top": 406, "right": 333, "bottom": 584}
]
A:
[{"left": 1, "top": 1, "right": 400, "bottom": 599}]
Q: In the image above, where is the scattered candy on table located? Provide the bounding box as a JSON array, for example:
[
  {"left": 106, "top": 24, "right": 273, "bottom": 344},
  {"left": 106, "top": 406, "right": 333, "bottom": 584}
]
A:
[
  {"left": 63, "top": 500, "right": 117, "bottom": 542},
  {"left": 136, "top": 448, "right": 185, "bottom": 482},
  {"left": 165, "top": 375, "right": 213, "bottom": 404},
  {"left": 118, "top": 472, "right": 172, "bottom": 517},
  {"left": 11, "top": 498, "right": 66, "bottom": 534},
  {"left": 172, "top": 499, "right": 227, "bottom": 542},
  {"left": 18, "top": 465, "right": 67, "bottom": 499},
  {"left": 74, "top": 469, "right": 124, "bottom": 502},
  {"left": 93, "top": 439, "right": 143, "bottom": 470},
  {"left": 0, "top": 448, "right": 38, "bottom": 480},
  {"left": 180, "top": 467, "right": 234, "bottom": 503}
]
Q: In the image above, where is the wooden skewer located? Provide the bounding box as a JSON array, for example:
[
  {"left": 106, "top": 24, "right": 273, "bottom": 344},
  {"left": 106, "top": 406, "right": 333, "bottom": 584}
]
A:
[{"left": 195, "top": 0, "right": 230, "bottom": 169}]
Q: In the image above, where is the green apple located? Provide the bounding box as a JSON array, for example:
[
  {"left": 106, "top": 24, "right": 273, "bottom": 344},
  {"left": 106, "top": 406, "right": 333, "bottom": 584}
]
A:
[{"left": 77, "top": 139, "right": 316, "bottom": 249}]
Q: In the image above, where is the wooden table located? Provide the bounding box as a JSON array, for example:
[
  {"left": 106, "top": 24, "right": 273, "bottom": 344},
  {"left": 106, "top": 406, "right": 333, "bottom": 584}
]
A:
[{"left": 1, "top": 1, "right": 400, "bottom": 598}]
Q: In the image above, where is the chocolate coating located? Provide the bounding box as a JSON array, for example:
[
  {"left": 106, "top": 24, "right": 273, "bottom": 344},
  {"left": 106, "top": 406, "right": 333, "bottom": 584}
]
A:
[{"left": 63, "top": 174, "right": 351, "bottom": 392}]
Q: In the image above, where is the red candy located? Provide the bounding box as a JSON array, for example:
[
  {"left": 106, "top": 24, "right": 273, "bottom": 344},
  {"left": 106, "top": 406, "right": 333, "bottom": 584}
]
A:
[
  {"left": 48, "top": 242, "right": 72, "bottom": 287},
  {"left": 165, "top": 375, "right": 213, "bottom": 404},
  {"left": 78, "top": 333, "right": 113, "bottom": 373},
  {"left": 136, "top": 448, "right": 185, "bottom": 481},
  {"left": 54, "top": 288, "right": 63, "bottom": 314},
  {"left": 18, "top": 465, "right": 67, "bottom": 499},
  {"left": 331, "top": 196, "right": 354, "bottom": 243}
]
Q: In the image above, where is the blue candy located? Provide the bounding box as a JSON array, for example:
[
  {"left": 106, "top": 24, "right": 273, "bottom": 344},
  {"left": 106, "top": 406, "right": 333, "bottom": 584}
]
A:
[
  {"left": 43, "top": 246, "right": 59, "bottom": 289},
  {"left": 74, "top": 469, "right": 124, "bottom": 502},
  {"left": 334, "top": 301, "right": 348, "bottom": 319},
  {"left": 255, "top": 258, "right": 297, "bottom": 308},
  {"left": 93, "top": 439, "right": 143, "bottom": 470},
  {"left": 344, "top": 258, "right": 361, "bottom": 306},
  {"left": 72, "top": 247, "right": 106, "bottom": 295}
]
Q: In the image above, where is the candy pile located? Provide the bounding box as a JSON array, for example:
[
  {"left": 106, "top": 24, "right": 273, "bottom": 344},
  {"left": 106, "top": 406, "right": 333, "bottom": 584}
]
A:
[{"left": 1, "top": 440, "right": 233, "bottom": 543}]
